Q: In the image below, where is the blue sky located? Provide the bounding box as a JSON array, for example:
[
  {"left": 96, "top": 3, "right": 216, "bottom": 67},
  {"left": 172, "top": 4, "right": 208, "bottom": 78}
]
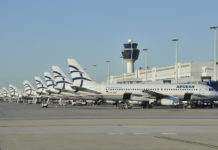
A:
[{"left": 0, "top": 0, "right": 218, "bottom": 88}]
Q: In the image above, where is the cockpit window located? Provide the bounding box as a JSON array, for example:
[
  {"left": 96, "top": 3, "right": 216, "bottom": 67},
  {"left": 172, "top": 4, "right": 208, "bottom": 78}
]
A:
[{"left": 209, "top": 88, "right": 214, "bottom": 91}]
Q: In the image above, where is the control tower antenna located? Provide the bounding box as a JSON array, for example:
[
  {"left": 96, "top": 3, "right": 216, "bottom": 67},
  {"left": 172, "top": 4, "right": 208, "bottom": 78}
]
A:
[{"left": 121, "top": 39, "right": 140, "bottom": 73}]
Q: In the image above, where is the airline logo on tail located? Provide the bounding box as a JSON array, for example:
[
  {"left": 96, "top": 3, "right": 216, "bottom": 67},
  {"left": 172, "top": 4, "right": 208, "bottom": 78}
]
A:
[
  {"left": 23, "top": 81, "right": 35, "bottom": 96},
  {"left": 52, "top": 66, "right": 72, "bottom": 90},
  {"left": 44, "top": 73, "right": 56, "bottom": 88},
  {"left": 9, "top": 86, "right": 16, "bottom": 96},
  {"left": 0, "top": 90, "right": 3, "bottom": 97},
  {"left": 68, "top": 65, "right": 91, "bottom": 88},
  {"left": 68, "top": 59, "right": 92, "bottom": 88},
  {"left": 34, "top": 77, "right": 48, "bottom": 95},
  {"left": 35, "top": 79, "right": 46, "bottom": 90},
  {"left": 2, "top": 88, "right": 9, "bottom": 97}
]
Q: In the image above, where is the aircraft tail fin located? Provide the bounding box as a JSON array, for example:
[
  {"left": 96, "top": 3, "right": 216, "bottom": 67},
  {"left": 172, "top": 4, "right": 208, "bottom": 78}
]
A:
[
  {"left": 43, "top": 72, "right": 56, "bottom": 89},
  {"left": 0, "top": 89, "right": 3, "bottom": 98},
  {"left": 8, "top": 84, "right": 19, "bottom": 97},
  {"left": 67, "top": 58, "right": 96, "bottom": 88},
  {"left": 23, "top": 80, "right": 36, "bottom": 96},
  {"left": 51, "top": 66, "right": 72, "bottom": 90},
  {"left": 2, "top": 88, "right": 10, "bottom": 97},
  {"left": 34, "top": 76, "right": 47, "bottom": 94}
]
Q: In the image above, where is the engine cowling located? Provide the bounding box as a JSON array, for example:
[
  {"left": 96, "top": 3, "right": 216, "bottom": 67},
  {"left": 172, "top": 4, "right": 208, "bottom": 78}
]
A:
[
  {"left": 128, "top": 100, "right": 143, "bottom": 104},
  {"left": 160, "top": 97, "right": 180, "bottom": 106},
  {"left": 129, "top": 93, "right": 155, "bottom": 104}
]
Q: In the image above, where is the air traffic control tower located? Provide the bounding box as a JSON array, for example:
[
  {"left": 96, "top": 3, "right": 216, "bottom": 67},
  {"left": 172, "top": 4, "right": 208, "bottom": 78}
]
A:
[{"left": 121, "top": 40, "right": 140, "bottom": 73}]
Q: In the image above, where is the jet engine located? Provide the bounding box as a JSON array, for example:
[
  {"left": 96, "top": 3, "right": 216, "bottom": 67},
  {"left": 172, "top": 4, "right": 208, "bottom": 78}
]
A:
[
  {"left": 160, "top": 97, "right": 180, "bottom": 106},
  {"left": 129, "top": 93, "right": 155, "bottom": 105}
]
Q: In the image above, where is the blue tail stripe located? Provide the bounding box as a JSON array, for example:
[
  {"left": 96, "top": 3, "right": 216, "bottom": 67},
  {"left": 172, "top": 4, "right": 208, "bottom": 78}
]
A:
[
  {"left": 68, "top": 65, "right": 79, "bottom": 70},
  {"left": 56, "top": 81, "right": 72, "bottom": 85},
  {"left": 44, "top": 76, "right": 52, "bottom": 80},
  {"left": 70, "top": 70, "right": 81, "bottom": 74},
  {"left": 47, "top": 84, "right": 55, "bottom": 87},
  {"left": 53, "top": 71, "right": 62, "bottom": 76},
  {"left": 72, "top": 77, "right": 91, "bottom": 81},
  {"left": 54, "top": 75, "right": 64, "bottom": 78}
]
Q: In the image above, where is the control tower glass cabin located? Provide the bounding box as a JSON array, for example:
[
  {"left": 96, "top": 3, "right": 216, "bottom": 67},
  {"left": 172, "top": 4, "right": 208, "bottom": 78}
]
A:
[{"left": 121, "top": 40, "right": 140, "bottom": 73}]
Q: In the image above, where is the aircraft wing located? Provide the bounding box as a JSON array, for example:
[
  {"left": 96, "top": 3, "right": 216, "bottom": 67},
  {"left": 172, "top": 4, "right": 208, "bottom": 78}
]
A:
[
  {"left": 142, "top": 90, "right": 167, "bottom": 99},
  {"left": 141, "top": 89, "right": 181, "bottom": 106},
  {"left": 143, "top": 90, "right": 216, "bottom": 101}
]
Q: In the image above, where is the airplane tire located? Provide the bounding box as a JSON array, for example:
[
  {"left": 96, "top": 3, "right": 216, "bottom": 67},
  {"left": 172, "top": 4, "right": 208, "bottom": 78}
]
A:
[
  {"left": 210, "top": 103, "right": 215, "bottom": 108},
  {"left": 141, "top": 101, "right": 149, "bottom": 109},
  {"left": 149, "top": 103, "right": 153, "bottom": 108}
]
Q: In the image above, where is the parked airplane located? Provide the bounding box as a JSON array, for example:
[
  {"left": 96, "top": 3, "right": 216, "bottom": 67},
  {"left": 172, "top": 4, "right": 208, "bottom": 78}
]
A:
[
  {"left": 8, "top": 84, "right": 23, "bottom": 103},
  {"left": 1, "top": 88, "right": 11, "bottom": 102},
  {"left": 43, "top": 71, "right": 78, "bottom": 105},
  {"left": 67, "top": 58, "right": 218, "bottom": 108},
  {"left": 34, "top": 75, "right": 65, "bottom": 105},
  {"left": 23, "top": 80, "right": 42, "bottom": 104},
  {"left": 37, "top": 73, "right": 77, "bottom": 99},
  {"left": 51, "top": 66, "right": 99, "bottom": 103},
  {"left": 34, "top": 76, "right": 49, "bottom": 95},
  {"left": 23, "top": 80, "right": 38, "bottom": 97},
  {"left": 44, "top": 72, "right": 57, "bottom": 94},
  {"left": 0, "top": 89, "right": 3, "bottom": 98},
  {"left": 52, "top": 66, "right": 74, "bottom": 93},
  {"left": 8, "top": 84, "right": 22, "bottom": 98},
  {"left": 1, "top": 88, "right": 10, "bottom": 98},
  {"left": 44, "top": 71, "right": 78, "bottom": 97},
  {"left": 0, "top": 90, "right": 4, "bottom": 101}
]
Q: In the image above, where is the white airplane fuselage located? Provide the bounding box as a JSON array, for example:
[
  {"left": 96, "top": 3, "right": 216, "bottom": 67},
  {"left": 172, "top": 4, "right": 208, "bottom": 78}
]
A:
[
  {"left": 67, "top": 58, "right": 218, "bottom": 106},
  {"left": 73, "top": 83, "right": 218, "bottom": 103}
]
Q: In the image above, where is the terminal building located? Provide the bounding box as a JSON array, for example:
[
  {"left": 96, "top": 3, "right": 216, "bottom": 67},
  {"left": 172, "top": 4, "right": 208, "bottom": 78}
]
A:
[
  {"left": 109, "top": 61, "right": 217, "bottom": 84},
  {"left": 107, "top": 40, "right": 218, "bottom": 85}
]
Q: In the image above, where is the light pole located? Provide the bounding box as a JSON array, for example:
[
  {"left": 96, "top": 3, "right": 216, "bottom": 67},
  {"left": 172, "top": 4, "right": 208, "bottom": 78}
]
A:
[
  {"left": 209, "top": 26, "right": 218, "bottom": 81},
  {"left": 143, "top": 48, "right": 148, "bottom": 81},
  {"left": 93, "top": 65, "right": 97, "bottom": 82},
  {"left": 172, "top": 38, "right": 179, "bottom": 84},
  {"left": 106, "top": 61, "right": 110, "bottom": 83},
  {"left": 120, "top": 56, "right": 124, "bottom": 83}
]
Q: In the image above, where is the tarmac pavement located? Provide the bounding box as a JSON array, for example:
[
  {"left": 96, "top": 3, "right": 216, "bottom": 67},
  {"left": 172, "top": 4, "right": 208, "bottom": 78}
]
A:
[{"left": 0, "top": 103, "right": 218, "bottom": 150}]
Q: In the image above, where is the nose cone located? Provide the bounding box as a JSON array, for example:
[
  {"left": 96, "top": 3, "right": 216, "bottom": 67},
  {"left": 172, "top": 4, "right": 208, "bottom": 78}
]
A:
[
  {"left": 210, "top": 90, "right": 218, "bottom": 101},
  {"left": 214, "top": 91, "right": 218, "bottom": 98}
]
